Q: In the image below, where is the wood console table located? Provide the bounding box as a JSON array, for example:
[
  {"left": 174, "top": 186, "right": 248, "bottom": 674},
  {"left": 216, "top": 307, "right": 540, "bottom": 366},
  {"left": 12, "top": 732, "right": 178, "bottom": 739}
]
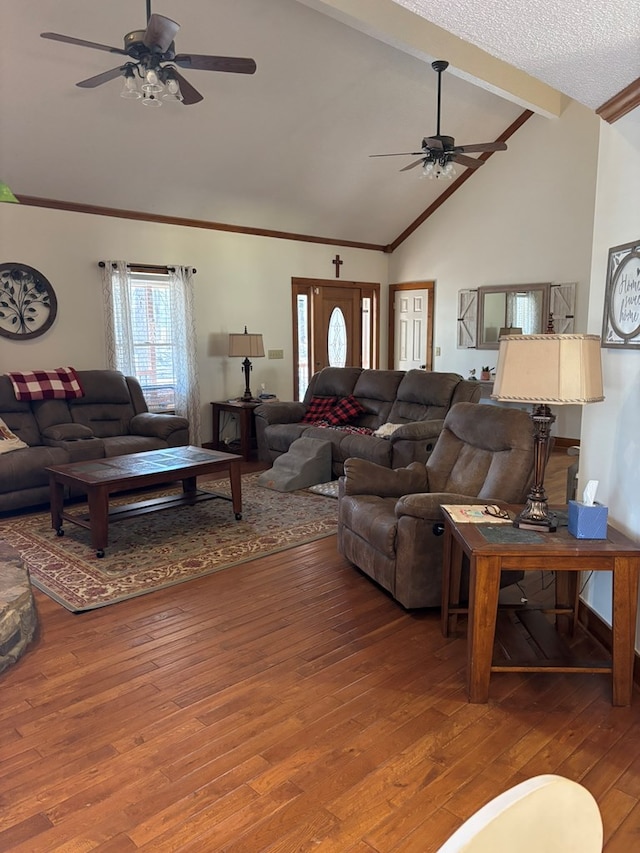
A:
[
  {"left": 441, "top": 506, "right": 640, "bottom": 706},
  {"left": 210, "top": 400, "right": 260, "bottom": 462}
]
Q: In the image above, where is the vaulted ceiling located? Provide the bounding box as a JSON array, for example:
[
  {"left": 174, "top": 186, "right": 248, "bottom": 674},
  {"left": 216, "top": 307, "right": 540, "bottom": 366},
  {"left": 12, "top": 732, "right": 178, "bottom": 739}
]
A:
[{"left": 2, "top": 0, "right": 638, "bottom": 248}]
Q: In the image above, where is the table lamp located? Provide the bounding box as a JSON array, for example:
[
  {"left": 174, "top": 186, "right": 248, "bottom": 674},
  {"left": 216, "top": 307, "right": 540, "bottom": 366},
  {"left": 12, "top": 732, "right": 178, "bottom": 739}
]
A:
[
  {"left": 228, "top": 327, "right": 265, "bottom": 401},
  {"left": 491, "top": 333, "right": 604, "bottom": 531}
]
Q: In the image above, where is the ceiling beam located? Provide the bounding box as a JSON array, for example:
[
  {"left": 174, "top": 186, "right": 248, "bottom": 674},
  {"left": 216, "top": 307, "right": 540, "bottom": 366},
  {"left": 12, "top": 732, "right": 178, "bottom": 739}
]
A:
[{"left": 296, "top": 0, "right": 568, "bottom": 118}]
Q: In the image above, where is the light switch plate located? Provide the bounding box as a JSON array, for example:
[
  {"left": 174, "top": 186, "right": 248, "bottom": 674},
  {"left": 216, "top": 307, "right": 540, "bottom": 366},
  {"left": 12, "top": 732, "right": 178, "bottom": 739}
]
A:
[{"left": 268, "top": 349, "right": 284, "bottom": 359}]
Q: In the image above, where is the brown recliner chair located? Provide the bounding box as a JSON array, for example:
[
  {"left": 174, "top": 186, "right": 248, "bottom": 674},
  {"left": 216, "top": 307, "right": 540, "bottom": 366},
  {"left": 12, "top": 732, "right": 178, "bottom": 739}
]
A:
[{"left": 337, "top": 402, "right": 536, "bottom": 608}]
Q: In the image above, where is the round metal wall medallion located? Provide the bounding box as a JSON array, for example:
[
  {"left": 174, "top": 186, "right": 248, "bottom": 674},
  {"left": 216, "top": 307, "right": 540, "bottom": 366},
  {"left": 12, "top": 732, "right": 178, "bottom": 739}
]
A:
[{"left": 0, "top": 263, "right": 58, "bottom": 340}]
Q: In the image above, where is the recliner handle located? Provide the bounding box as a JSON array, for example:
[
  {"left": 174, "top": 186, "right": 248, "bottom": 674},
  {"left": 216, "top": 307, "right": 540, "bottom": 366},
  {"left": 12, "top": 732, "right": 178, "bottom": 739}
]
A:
[{"left": 432, "top": 522, "right": 445, "bottom": 536}]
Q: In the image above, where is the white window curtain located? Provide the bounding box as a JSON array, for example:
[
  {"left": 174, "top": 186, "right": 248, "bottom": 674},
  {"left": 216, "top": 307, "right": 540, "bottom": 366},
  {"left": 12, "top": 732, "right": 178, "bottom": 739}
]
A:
[{"left": 101, "top": 261, "right": 201, "bottom": 446}]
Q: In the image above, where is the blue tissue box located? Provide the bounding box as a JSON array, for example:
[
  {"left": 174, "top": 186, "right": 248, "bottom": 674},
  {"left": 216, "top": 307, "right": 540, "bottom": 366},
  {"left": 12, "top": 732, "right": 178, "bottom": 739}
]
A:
[{"left": 567, "top": 500, "right": 608, "bottom": 539}]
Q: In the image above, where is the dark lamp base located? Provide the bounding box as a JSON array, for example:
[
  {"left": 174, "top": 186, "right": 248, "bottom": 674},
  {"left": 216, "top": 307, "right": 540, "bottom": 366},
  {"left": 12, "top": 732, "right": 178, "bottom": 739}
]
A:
[{"left": 514, "top": 496, "right": 557, "bottom": 533}]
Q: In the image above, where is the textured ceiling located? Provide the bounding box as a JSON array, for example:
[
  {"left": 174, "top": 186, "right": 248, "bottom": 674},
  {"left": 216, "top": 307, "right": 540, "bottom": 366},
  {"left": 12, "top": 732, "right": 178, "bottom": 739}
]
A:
[
  {"left": 1, "top": 0, "right": 636, "bottom": 247},
  {"left": 392, "top": 0, "right": 640, "bottom": 109}
]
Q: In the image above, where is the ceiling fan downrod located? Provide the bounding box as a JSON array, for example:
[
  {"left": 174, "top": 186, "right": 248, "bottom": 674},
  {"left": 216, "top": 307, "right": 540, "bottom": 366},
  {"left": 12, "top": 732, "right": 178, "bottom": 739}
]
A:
[{"left": 431, "top": 59, "right": 448, "bottom": 138}]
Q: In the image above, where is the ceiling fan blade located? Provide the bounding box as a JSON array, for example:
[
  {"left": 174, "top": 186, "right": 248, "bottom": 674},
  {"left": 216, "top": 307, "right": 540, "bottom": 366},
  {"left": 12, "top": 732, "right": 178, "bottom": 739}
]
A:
[
  {"left": 143, "top": 14, "right": 180, "bottom": 53},
  {"left": 41, "top": 32, "right": 127, "bottom": 55},
  {"left": 400, "top": 158, "right": 425, "bottom": 172},
  {"left": 453, "top": 153, "right": 484, "bottom": 169},
  {"left": 76, "top": 66, "right": 124, "bottom": 88},
  {"left": 172, "top": 70, "right": 204, "bottom": 105},
  {"left": 174, "top": 54, "right": 257, "bottom": 74},
  {"left": 455, "top": 142, "right": 508, "bottom": 153},
  {"left": 369, "top": 152, "right": 424, "bottom": 158}
]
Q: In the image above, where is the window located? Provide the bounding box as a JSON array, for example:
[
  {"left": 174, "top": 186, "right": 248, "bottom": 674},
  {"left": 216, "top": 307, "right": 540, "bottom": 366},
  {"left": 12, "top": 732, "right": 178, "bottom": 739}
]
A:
[
  {"left": 126, "top": 272, "right": 177, "bottom": 412},
  {"left": 101, "top": 261, "right": 201, "bottom": 445}
]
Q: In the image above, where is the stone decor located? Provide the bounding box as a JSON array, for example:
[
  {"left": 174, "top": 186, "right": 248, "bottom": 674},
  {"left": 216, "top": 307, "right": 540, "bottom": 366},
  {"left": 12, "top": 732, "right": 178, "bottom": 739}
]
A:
[{"left": 0, "top": 542, "right": 37, "bottom": 673}]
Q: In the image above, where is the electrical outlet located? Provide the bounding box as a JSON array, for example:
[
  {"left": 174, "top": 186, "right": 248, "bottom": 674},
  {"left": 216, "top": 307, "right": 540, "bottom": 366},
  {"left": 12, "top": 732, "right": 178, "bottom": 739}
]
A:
[
  {"left": 268, "top": 349, "right": 284, "bottom": 359},
  {"left": 435, "top": 346, "right": 441, "bottom": 356}
]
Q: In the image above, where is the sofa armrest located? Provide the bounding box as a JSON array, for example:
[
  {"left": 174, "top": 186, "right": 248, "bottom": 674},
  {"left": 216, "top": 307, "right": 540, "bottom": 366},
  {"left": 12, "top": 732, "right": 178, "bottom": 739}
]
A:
[
  {"left": 395, "top": 492, "right": 480, "bottom": 521},
  {"left": 130, "top": 412, "right": 189, "bottom": 441},
  {"left": 254, "top": 401, "right": 306, "bottom": 425},
  {"left": 388, "top": 419, "right": 445, "bottom": 442},
  {"left": 342, "top": 458, "right": 429, "bottom": 497}
]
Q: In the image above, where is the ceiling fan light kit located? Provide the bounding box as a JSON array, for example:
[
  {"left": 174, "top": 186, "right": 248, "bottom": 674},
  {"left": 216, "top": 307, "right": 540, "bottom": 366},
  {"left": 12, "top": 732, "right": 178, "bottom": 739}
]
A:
[
  {"left": 41, "top": 1, "right": 256, "bottom": 108},
  {"left": 371, "top": 59, "right": 507, "bottom": 178}
]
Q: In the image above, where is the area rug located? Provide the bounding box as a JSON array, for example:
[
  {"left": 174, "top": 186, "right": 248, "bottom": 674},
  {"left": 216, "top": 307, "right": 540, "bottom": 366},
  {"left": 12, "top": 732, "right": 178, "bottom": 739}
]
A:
[{"left": 0, "top": 474, "right": 337, "bottom": 612}]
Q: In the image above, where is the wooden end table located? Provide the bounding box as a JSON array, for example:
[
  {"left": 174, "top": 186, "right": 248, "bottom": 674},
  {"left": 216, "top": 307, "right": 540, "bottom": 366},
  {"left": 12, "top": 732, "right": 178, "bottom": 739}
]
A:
[
  {"left": 441, "top": 506, "right": 640, "bottom": 706},
  {"left": 210, "top": 400, "right": 260, "bottom": 462},
  {"left": 47, "top": 446, "right": 242, "bottom": 558}
]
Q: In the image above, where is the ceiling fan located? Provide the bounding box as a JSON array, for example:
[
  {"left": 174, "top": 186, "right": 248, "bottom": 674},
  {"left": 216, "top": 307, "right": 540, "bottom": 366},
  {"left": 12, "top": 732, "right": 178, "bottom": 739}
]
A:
[
  {"left": 371, "top": 60, "right": 507, "bottom": 178},
  {"left": 40, "top": 0, "right": 257, "bottom": 106}
]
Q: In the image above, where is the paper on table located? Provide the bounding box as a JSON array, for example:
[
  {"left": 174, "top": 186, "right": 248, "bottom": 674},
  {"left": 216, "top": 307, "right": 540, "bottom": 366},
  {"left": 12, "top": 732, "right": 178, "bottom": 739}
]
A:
[{"left": 441, "top": 504, "right": 512, "bottom": 524}]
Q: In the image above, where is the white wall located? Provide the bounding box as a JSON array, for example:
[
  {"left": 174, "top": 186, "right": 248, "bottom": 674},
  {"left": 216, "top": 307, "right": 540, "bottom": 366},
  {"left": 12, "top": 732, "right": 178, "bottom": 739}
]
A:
[
  {"left": 388, "top": 99, "right": 600, "bottom": 439},
  {"left": 580, "top": 109, "right": 640, "bottom": 645},
  {"left": 0, "top": 204, "right": 389, "bottom": 442}
]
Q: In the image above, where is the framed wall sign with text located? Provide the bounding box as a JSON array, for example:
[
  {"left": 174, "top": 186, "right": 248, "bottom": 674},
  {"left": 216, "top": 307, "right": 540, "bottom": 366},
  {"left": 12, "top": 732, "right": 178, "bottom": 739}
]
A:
[{"left": 602, "top": 239, "right": 640, "bottom": 349}]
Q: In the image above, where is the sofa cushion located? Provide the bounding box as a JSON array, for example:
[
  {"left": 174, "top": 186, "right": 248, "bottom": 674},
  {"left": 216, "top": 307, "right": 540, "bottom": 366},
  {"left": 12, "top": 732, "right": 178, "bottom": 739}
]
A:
[
  {"left": 0, "top": 445, "right": 69, "bottom": 494},
  {"left": 41, "top": 423, "right": 94, "bottom": 441},
  {"left": 305, "top": 367, "right": 362, "bottom": 399},
  {"left": 0, "top": 418, "right": 28, "bottom": 454},
  {"left": 387, "top": 370, "right": 461, "bottom": 423},
  {"left": 6, "top": 367, "right": 84, "bottom": 401},
  {"left": 325, "top": 395, "right": 366, "bottom": 425},
  {"left": 301, "top": 396, "right": 337, "bottom": 424}
]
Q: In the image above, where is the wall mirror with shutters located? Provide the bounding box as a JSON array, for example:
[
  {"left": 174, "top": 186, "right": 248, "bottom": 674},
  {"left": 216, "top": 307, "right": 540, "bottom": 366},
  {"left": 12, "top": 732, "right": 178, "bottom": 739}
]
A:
[
  {"left": 457, "top": 282, "right": 576, "bottom": 349},
  {"left": 477, "top": 283, "right": 550, "bottom": 349}
]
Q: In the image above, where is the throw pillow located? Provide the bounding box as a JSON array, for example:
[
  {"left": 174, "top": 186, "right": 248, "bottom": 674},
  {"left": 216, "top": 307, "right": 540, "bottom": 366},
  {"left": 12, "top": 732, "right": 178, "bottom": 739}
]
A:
[
  {"left": 301, "top": 396, "right": 337, "bottom": 424},
  {"left": 325, "top": 395, "right": 366, "bottom": 426},
  {"left": 0, "top": 418, "right": 28, "bottom": 454},
  {"left": 6, "top": 367, "right": 84, "bottom": 401}
]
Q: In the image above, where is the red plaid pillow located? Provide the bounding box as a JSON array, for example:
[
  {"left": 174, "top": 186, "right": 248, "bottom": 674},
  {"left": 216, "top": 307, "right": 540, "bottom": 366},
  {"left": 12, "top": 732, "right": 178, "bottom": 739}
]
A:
[
  {"left": 301, "top": 396, "right": 337, "bottom": 423},
  {"left": 325, "top": 395, "right": 366, "bottom": 425},
  {"left": 7, "top": 367, "right": 84, "bottom": 401}
]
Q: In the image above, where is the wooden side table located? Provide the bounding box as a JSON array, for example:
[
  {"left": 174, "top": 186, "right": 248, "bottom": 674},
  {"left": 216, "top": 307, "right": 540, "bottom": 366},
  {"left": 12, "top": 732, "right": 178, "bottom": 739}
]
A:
[
  {"left": 210, "top": 400, "right": 260, "bottom": 462},
  {"left": 441, "top": 506, "right": 640, "bottom": 706}
]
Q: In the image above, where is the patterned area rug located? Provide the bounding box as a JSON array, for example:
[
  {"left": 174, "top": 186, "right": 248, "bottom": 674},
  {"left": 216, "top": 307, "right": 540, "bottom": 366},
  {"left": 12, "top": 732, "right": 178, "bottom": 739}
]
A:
[{"left": 0, "top": 474, "right": 337, "bottom": 612}]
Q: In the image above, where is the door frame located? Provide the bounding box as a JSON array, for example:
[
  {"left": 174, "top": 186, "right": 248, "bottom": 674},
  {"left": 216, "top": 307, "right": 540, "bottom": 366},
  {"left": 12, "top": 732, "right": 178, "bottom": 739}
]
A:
[
  {"left": 388, "top": 281, "right": 435, "bottom": 371},
  {"left": 292, "top": 277, "right": 380, "bottom": 400}
]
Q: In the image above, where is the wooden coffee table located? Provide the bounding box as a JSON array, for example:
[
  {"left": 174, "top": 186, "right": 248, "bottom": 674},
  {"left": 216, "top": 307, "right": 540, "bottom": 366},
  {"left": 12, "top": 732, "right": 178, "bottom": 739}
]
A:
[{"left": 46, "top": 446, "right": 242, "bottom": 557}]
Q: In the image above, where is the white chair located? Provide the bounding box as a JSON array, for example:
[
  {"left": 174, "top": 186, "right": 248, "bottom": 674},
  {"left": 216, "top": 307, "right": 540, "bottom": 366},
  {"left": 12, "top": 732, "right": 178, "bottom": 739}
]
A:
[{"left": 435, "top": 774, "right": 603, "bottom": 853}]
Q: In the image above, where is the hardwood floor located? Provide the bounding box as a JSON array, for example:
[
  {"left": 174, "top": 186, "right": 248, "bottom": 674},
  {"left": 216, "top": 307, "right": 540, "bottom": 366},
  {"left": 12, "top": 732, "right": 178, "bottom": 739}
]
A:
[{"left": 1, "top": 451, "right": 638, "bottom": 851}]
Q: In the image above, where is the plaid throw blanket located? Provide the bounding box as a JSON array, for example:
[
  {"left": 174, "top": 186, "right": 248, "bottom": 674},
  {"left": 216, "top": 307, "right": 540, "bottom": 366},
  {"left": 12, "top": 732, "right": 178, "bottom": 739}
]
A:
[{"left": 7, "top": 367, "right": 84, "bottom": 401}]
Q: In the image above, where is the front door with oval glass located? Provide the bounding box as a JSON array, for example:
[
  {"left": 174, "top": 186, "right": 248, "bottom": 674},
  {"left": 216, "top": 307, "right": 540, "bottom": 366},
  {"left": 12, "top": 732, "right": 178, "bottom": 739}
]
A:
[{"left": 292, "top": 279, "right": 379, "bottom": 400}]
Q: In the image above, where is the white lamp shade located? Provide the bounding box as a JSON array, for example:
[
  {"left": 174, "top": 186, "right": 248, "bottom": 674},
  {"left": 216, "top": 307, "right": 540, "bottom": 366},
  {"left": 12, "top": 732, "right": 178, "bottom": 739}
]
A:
[
  {"left": 491, "top": 334, "right": 604, "bottom": 405},
  {"left": 228, "top": 332, "right": 265, "bottom": 358}
]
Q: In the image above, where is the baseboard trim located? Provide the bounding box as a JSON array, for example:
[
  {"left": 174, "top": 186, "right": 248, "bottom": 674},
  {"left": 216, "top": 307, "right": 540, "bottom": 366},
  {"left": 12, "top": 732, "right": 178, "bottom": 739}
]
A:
[
  {"left": 553, "top": 437, "right": 580, "bottom": 449},
  {"left": 578, "top": 600, "right": 640, "bottom": 687}
]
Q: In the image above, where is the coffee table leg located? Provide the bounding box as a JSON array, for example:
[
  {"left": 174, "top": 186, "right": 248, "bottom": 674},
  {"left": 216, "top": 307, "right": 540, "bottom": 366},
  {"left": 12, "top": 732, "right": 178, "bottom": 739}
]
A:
[
  {"left": 49, "top": 475, "right": 64, "bottom": 534},
  {"left": 229, "top": 459, "right": 242, "bottom": 519},
  {"left": 467, "top": 555, "right": 501, "bottom": 703},
  {"left": 182, "top": 476, "right": 197, "bottom": 497},
  {"left": 87, "top": 486, "right": 109, "bottom": 557}
]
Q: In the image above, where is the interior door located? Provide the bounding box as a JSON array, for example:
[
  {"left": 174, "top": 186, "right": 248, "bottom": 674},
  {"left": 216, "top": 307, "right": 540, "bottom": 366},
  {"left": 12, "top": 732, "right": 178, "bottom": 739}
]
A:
[
  {"left": 312, "top": 285, "right": 361, "bottom": 373},
  {"left": 394, "top": 288, "right": 428, "bottom": 371},
  {"left": 388, "top": 281, "right": 434, "bottom": 371}
]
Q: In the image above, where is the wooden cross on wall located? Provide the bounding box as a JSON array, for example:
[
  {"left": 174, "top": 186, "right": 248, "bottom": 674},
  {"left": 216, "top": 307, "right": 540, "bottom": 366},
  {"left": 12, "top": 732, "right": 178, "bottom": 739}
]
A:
[{"left": 332, "top": 254, "right": 343, "bottom": 279}]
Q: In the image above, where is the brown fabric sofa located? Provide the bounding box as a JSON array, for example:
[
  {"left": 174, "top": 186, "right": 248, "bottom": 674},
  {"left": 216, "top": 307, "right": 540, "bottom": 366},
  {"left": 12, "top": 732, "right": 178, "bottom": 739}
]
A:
[
  {"left": 337, "top": 402, "right": 535, "bottom": 608},
  {"left": 0, "top": 370, "right": 189, "bottom": 512},
  {"left": 255, "top": 367, "right": 481, "bottom": 477}
]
